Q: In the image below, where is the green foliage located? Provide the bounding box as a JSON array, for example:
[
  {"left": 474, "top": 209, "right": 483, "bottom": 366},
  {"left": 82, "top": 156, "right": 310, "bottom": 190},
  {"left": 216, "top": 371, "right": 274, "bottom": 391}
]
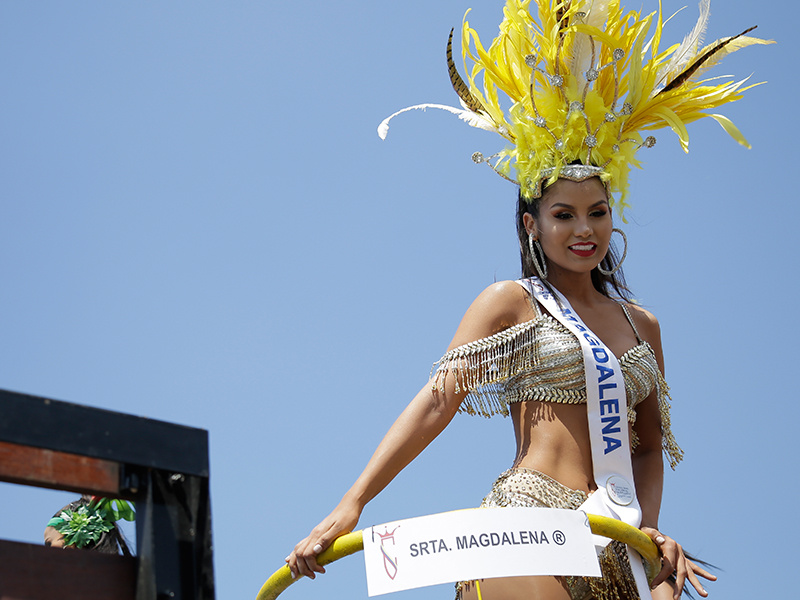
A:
[
  {"left": 49, "top": 497, "right": 136, "bottom": 548},
  {"left": 56, "top": 505, "right": 114, "bottom": 548}
]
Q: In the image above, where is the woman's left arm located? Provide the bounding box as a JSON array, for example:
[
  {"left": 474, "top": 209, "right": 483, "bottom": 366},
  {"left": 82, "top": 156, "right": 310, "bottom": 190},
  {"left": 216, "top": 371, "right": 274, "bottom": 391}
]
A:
[{"left": 629, "top": 307, "right": 716, "bottom": 600}]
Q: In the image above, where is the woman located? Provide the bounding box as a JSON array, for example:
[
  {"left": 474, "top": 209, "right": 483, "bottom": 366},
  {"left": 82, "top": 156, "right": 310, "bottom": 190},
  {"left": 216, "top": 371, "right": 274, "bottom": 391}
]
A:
[
  {"left": 286, "top": 1, "right": 768, "bottom": 598},
  {"left": 44, "top": 495, "right": 133, "bottom": 555},
  {"left": 287, "top": 175, "right": 704, "bottom": 600}
]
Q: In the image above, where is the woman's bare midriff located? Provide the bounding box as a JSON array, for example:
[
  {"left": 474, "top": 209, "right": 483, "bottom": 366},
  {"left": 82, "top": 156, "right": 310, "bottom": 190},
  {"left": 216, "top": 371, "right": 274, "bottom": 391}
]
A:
[{"left": 509, "top": 400, "right": 597, "bottom": 494}]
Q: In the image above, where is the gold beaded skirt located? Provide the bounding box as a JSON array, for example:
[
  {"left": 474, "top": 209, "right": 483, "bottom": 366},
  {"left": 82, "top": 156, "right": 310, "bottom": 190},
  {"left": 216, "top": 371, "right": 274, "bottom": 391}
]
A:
[{"left": 455, "top": 468, "right": 640, "bottom": 600}]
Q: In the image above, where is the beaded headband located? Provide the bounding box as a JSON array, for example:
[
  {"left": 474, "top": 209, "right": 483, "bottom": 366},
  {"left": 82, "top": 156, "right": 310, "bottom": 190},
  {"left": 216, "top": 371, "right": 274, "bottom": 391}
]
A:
[{"left": 378, "top": 0, "right": 773, "bottom": 211}]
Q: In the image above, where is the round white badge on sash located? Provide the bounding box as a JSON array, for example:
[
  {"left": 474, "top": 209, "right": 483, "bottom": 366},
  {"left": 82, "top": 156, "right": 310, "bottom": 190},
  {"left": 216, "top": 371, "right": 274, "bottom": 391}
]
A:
[{"left": 606, "top": 475, "right": 634, "bottom": 506}]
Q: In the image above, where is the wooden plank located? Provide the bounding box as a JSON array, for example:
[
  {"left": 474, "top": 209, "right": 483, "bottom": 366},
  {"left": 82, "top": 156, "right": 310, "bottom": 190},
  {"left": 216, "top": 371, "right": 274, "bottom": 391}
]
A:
[
  {"left": 0, "top": 389, "right": 209, "bottom": 477},
  {"left": 0, "top": 440, "right": 120, "bottom": 495},
  {"left": 0, "top": 539, "right": 136, "bottom": 600}
]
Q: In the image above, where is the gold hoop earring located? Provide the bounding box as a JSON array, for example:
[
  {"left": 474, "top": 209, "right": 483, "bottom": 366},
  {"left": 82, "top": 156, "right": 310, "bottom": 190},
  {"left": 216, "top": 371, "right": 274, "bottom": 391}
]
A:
[{"left": 598, "top": 228, "right": 628, "bottom": 276}]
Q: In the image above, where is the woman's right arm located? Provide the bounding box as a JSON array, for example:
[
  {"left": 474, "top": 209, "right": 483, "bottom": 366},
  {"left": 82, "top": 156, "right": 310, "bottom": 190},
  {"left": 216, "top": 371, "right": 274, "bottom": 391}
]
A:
[
  {"left": 285, "top": 280, "right": 530, "bottom": 579},
  {"left": 287, "top": 380, "right": 461, "bottom": 579}
]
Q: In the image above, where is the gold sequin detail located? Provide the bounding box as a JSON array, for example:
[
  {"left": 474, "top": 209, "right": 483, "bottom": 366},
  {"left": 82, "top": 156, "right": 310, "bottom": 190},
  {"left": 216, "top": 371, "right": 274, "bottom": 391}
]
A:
[
  {"left": 480, "top": 467, "right": 587, "bottom": 510},
  {"left": 431, "top": 312, "right": 683, "bottom": 468},
  {"left": 455, "top": 468, "right": 644, "bottom": 600}
]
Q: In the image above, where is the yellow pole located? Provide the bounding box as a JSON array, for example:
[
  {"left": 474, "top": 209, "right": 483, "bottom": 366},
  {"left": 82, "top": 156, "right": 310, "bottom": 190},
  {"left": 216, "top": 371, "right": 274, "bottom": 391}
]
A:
[
  {"left": 256, "top": 515, "right": 660, "bottom": 600},
  {"left": 256, "top": 531, "right": 364, "bottom": 600}
]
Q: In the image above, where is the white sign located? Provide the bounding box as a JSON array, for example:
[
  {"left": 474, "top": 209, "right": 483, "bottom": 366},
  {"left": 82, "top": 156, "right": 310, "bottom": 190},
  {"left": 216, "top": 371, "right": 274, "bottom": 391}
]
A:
[{"left": 362, "top": 507, "right": 601, "bottom": 596}]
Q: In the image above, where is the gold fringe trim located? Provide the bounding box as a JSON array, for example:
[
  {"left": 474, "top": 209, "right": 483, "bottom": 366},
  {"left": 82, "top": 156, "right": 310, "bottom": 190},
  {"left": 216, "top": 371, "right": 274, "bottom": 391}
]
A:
[
  {"left": 431, "top": 318, "right": 683, "bottom": 469},
  {"left": 656, "top": 369, "right": 684, "bottom": 470},
  {"left": 430, "top": 319, "right": 541, "bottom": 418},
  {"left": 623, "top": 343, "right": 684, "bottom": 470},
  {"left": 584, "top": 541, "right": 642, "bottom": 600},
  {"left": 458, "top": 542, "right": 641, "bottom": 600}
]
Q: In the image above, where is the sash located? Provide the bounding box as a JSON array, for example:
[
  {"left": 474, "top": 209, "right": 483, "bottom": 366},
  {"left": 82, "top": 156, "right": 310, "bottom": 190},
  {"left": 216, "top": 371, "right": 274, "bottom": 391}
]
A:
[{"left": 518, "top": 278, "right": 652, "bottom": 599}]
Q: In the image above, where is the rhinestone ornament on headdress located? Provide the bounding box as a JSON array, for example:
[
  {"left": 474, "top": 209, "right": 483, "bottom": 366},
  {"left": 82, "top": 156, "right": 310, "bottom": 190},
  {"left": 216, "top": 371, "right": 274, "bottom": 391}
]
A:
[{"left": 378, "top": 0, "right": 773, "bottom": 212}]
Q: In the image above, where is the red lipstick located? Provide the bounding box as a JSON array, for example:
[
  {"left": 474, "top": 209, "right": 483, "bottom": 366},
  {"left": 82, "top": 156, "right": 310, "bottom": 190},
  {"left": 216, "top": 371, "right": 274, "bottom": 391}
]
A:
[{"left": 569, "top": 243, "right": 597, "bottom": 257}]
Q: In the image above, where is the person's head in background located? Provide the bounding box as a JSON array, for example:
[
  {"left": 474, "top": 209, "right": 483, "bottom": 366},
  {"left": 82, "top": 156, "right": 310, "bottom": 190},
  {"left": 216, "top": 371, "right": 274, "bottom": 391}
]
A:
[{"left": 44, "top": 494, "right": 133, "bottom": 556}]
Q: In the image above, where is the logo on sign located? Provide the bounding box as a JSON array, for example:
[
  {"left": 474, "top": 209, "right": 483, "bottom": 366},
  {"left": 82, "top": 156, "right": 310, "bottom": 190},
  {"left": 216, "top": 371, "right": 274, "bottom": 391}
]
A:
[{"left": 372, "top": 526, "right": 400, "bottom": 580}]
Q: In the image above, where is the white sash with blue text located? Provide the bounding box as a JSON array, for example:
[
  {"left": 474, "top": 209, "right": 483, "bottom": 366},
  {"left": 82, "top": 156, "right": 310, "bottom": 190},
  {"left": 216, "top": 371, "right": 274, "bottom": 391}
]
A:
[{"left": 519, "top": 277, "right": 652, "bottom": 599}]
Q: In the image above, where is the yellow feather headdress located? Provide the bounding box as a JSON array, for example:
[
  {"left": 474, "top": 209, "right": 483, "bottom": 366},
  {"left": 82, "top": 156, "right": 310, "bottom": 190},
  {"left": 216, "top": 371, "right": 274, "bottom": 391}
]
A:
[{"left": 378, "top": 0, "right": 773, "bottom": 212}]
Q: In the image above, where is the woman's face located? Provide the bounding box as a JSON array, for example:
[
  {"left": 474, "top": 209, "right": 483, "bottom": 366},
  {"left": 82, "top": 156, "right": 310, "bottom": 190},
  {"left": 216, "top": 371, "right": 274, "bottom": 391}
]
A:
[
  {"left": 44, "top": 526, "right": 69, "bottom": 548},
  {"left": 524, "top": 177, "right": 612, "bottom": 277}
]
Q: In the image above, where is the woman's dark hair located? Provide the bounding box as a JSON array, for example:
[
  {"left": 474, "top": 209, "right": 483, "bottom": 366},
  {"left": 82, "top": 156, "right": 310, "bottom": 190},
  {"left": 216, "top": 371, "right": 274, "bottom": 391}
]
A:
[
  {"left": 49, "top": 496, "right": 132, "bottom": 556},
  {"left": 515, "top": 181, "right": 633, "bottom": 301}
]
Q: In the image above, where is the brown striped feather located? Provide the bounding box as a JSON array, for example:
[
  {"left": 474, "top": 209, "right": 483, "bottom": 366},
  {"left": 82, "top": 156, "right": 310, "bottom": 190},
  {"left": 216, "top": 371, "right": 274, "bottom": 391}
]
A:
[
  {"left": 658, "top": 26, "right": 757, "bottom": 96},
  {"left": 447, "top": 28, "right": 486, "bottom": 114}
]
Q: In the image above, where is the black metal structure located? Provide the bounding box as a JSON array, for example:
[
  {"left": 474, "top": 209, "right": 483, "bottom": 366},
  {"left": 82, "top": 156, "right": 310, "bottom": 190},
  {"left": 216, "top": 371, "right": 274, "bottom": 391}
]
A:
[{"left": 0, "top": 388, "right": 215, "bottom": 600}]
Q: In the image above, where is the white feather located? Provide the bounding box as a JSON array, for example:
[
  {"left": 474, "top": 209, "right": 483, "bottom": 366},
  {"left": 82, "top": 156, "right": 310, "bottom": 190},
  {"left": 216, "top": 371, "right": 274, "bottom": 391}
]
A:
[
  {"left": 377, "top": 104, "right": 497, "bottom": 140},
  {"left": 656, "top": 0, "right": 711, "bottom": 87},
  {"left": 569, "top": 1, "right": 611, "bottom": 83},
  {"left": 585, "top": 0, "right": 611, "bottom": 30}
]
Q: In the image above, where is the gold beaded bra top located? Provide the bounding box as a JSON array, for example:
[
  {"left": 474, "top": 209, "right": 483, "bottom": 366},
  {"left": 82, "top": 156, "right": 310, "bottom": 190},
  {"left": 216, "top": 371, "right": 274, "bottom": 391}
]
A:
[{"left": 431, "top": 283, "right": 682, "bottom": 467}]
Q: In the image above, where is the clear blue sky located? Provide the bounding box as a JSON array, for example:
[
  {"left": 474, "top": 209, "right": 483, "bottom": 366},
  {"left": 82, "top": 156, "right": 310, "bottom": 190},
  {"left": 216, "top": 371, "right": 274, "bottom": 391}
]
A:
[{"left": 1, "top": 1, "right": 796, "bottom": 599}]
